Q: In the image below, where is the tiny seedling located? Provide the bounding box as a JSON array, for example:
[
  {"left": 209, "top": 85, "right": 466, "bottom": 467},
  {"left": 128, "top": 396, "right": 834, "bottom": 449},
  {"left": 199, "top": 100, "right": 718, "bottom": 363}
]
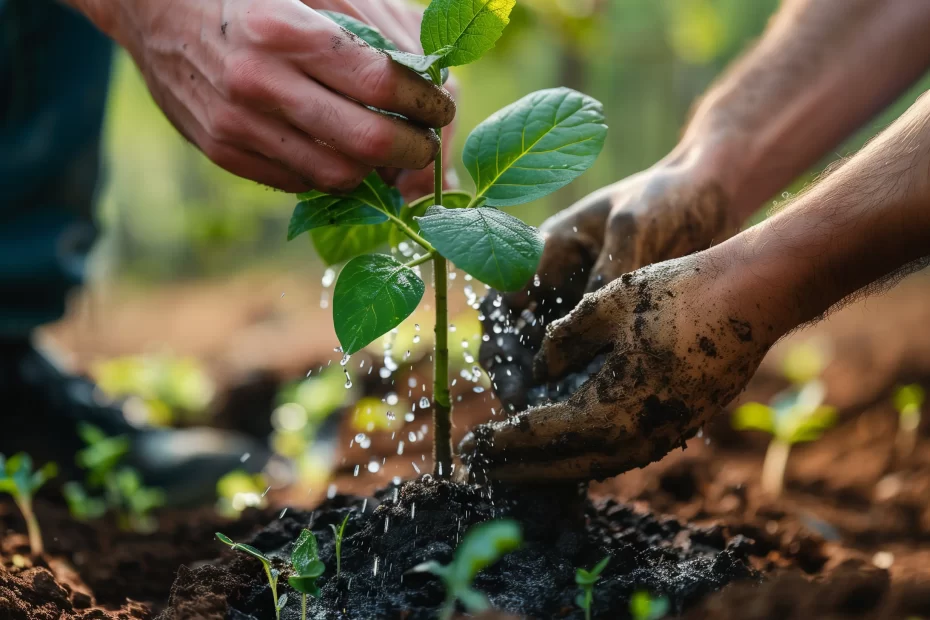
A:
[
  {"left": 630, "top": 591, "right": 670, "bottom": 620},
  {"left": 217, "top": 532, "right": 286, "bottom": 619},
  {"left": 893, "top": 384, "right": 924, "bottom": 458},
  {"left": 732, "top": 381, "right": 837, "bottom": 497},
  {"left": 575, "top": 556, "right": 609, "bottom": 620},
  {"left": 409, "top": 519, "right": 522, "bottom": 620},
  {"left": 0, "top": 453, "right": 57, "bottom": 555},
  {"left": 287, "top": 1, "right": 607, "bottom": 477},
  {"left": 329, "top": 512, "right": 350, "bottom": 577},
  {"left": 288, "top": 529, "right": 326, "bottom": 620}
]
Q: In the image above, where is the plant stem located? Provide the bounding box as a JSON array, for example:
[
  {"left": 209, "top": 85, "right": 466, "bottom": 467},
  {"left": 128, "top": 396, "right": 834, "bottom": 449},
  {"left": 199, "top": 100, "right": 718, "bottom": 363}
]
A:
[
  {"left": 432, "top": 125, "right": 453, "bottom": 478},
  {"left": 301, "top": 593, "right": 307, "bottom": 620},
  {"left": 17, "top": 499, "right": 43, "bottom": 556},
  {"left": 405, "top": 251, "right": 436, "bottom": 269},
  {"left": 263, "top": 563, "right": 280, "bottom": 620},
  {"left": 761, "top": 439, "right": 791, "bottom": 497}
]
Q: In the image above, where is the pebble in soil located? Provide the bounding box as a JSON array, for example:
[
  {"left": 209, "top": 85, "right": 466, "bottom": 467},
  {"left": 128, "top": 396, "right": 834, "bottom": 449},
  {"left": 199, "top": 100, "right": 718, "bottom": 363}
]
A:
[{"left": 165, "top": 477, "right": 759, "bottom": 619}]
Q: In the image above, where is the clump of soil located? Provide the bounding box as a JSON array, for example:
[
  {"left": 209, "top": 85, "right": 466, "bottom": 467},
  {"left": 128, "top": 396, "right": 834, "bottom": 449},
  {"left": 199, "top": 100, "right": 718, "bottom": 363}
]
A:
[{"left": 164, "top": 477, "right": 759, "bottom": 619}]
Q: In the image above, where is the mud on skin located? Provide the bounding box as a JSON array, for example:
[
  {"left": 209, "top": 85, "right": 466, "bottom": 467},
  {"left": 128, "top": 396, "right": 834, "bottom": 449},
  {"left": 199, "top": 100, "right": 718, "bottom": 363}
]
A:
[
  {"left": 163, "top": 477, "right": 760, "bottom": 619},
  {"left": 466, "top": 256, "right": 776, "bottom": 482}
]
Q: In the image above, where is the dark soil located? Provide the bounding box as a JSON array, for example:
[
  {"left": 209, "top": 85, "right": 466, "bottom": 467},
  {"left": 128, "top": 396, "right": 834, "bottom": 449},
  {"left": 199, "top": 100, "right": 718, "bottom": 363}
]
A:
[{"left": 163, "top": 478, "right": 758, "bottom": 619}]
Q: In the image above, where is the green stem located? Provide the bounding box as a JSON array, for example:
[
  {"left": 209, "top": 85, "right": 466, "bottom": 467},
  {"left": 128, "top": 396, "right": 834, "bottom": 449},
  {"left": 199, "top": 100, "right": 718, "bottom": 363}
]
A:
[
  {"left": 432, "top": 125, "right": 452, "bottom": 479},
  {"left": 301, "top": 593, "right": 307, "bottom": 620},
  {"left": 385, "top": 211, "right": 434, "bottom": 251},
  {"left": 263, "top": 563, "right": 280, "bottom": 620},
  {"left": 17, "top": 499, "right": 43, "bottom": 556},
  {"left": 406, "top": 251, "right": 436, "bottom": 269}
]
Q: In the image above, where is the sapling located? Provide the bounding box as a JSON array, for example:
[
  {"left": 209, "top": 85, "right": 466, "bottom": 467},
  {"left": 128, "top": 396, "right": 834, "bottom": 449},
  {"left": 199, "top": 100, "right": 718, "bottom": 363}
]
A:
[
  {"left": 575, "top": 556, "right": 609, "bottom": 620},
  {"left": 893, "top": 384, "right": 924, "bottom": 458},
  {"left": 409, "top": 518, "right": 522, "bottom": 620},
  {"left": 329, "top": 512, "right": 350, "bottom": 577},
  {"left": 286, "top": 1, "right": 608, "bottom": 477},
  {"left": 288, "top": 529, "right": 326, "bottom": 620},
  {"left": 0, "top": 453, "right": 57, "bottom": 555},
  {"left": 216, "top": 532, "right": 286, "bottom": 619},
  {"left": 629, "top": 591, "right": 670, "bottom": 620},
  {"left": 732, "top": 381, "right": 837, "bottom": 497}
]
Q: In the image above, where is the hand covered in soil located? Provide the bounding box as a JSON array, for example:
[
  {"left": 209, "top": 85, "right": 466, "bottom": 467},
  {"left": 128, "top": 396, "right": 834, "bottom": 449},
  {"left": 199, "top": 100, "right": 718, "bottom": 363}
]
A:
[
  {"left": 464, "top": 253, "right": 772, "bottom": 482},
  {"left": 479, "top": 154, "right": 739, "bottom": 412},
  {"left": 80, "top": 0, "right": 454, "bottom": 196}
]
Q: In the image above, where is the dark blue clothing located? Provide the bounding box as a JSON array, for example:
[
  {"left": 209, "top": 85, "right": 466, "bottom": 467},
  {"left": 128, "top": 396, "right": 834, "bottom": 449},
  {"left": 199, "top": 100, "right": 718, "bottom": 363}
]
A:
[{"left": 0, "top": 0, "right": 112, "bottom": 335}]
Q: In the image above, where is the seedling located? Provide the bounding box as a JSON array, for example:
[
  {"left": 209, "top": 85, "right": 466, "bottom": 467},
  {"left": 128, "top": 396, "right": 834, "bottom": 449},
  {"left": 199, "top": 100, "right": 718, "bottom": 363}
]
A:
[
  {"left": 216, "top": 532, "right": 286, "bottom": 619},
  {"left": 287, "top": 1, "right": 607, "bottom": 477},
  {"left": 732, "top": 381, "right": 837, "bottom": 497},
  {"left": 630, "top": 591, "right": 670, "bottom": 620},
  {"left": 575, "top": 556, "right": 609, "bottom": 620},
  {"left": 409, "top": 519, "right": 522, "bottom": 620},
  {"left": 329, "top": 512, "right": 350, "bottom": 577},
  {"left": 288, "top": 529, "right": 326, "bottom": 620},
  {"left": 893, "top": 384, "right": 924, "bottom": 458},
  {"left": 0, "top": 453, "right": 57, "bottom": 555},
  {"left": 70, "top": 423, "right": 165, "bottom": 532}
]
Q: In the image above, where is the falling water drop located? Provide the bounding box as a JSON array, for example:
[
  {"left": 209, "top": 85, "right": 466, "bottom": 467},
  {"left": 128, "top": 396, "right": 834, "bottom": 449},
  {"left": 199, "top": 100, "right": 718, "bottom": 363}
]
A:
[{"left": 419, "top": 397, "right": 430, "bottom": 408}]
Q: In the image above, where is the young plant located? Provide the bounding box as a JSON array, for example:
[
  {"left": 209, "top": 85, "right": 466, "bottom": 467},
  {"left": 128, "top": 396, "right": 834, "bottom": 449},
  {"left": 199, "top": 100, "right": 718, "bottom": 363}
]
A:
[
  {"left": 629, "top": 591, "right": 670, "bottom": 620},
  {"left": 329, "top": 512, "right": 350, "bottom": 577},
  {"left": 287, "top": 1, "right": 608, "bottom": 477},
  {"left": 732, "top": 381, "right": 837, "bottom": 497},
  {"left": 575, "top": 556, "right": 609, "bottom": 620},
  {"left": 288, "top": 529, "right": 326, "bottom": 620},
  {"left": 893, "top": 383, "right": 924, "bottom": 458},
  {"left": 216, "top": 532, "right": 287, "bottom": 619},
  {"left": 0, "top": 453, "right": 57, "bottom": 555},
  {"left": 409, "top": 519, "right": 522, "bottom": 620}
]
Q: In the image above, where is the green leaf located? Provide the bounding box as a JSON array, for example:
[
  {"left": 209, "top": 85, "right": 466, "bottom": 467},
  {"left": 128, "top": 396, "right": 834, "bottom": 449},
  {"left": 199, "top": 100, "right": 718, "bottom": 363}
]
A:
[
  {"left": 319, "top": 11, "right": 398, "bottom": 51},
  {"left": 291, "top": 529, "right": 321, "bottom": 575},
  {"left": 385, "top": 48, "right": 452, "bottom": 74},
  {"left": 312, "top": 222, "right": 392, "bottom": 266},
  {"left": 215, "top": 532, "right": 235, "bottom": 545},
  {"left": 464, "top": 88, "right": 608, "bottom": 207},
  {"left": 588, "top": 555, "right": 610, "bottom": 579},
  {"left": 457, "top": 587, "right": 491, "bottom": 613},
  {"left": 289, "top": 196, "right": 387, "bottom": 240},
  {"left": 732, "top": 403, "right": 775, "bottom": 434},
  {"left": 417, "top": 206, "right": 543, "bottom": 291},
  {"left": 576, "top": 556, "right": 608, "bottom": 585},
  {"left": 575, "top": 592, "right": 588, "bottom": 610},
  {"left": 288, "top": 575, "right": 322, "bottom": 597},
  {"left": 333, "top": 254, "right": 425, "bottom": 354},
  {"left": 449, "top": 519, "right": 522, "bottom": 586},
  {"left": 407, "top": 560, "right": 446, "bottom": 577},
  {"left": 348, "top": 173, "right": 405, "bottom": 217},
  {"left": 216, "top": 533, "right": 271, "bottom": 565},
  {"left": 786, "top": 405, "right": 837, "bottom": 444},
  {"left": 31, "top": 462, "right": 57, "bottom": 492},
  {"left": 421, "top": 0, "right": 516, "bottom": 68},
  {"left": 389, "top": 190, "right": 473, "bottom": 248},
  {"left": 276, "top": 593, "right": 288, "bottom": 611}
]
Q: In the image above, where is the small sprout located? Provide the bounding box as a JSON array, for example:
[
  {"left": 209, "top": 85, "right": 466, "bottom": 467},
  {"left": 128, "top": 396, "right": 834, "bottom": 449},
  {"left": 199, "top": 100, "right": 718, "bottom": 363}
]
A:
[
  {"left": 781, "top": 340, "right": 829, "bottom": 386},
  {"left": 630, "top": 591, "right": 670, "bottom": 620},
  {"left": 575, "top": 556, "right": 609, "bottom": 620},
  {"left": 288, "top": 529, "right": 326, "bottom": 620},
  {"left": 329, "top": 512, "right": 350, "bottom": 577},
  {"left": 0, "top": 453, "right": 57, "bottom": 555},
  {"left": 62, "top": 481, "right": 107, "bottom": 521},
  {"left": 893, "top": 384, "right": 925, "bottom": 458},
  {"left": 733, "top": 381, "right": 837, "bottom": 497},
  {"left": 408, "top": 519, "right": 522, "bottom": 620},
  {"left": 217, "top": 532, "right": 283, "bottom": 619}
]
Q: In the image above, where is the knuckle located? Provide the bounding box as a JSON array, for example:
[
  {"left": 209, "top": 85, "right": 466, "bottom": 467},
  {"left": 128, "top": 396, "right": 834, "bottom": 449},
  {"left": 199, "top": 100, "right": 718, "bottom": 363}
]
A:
[
  {"left": 222, "top": 53, "right": 270, "bottom": 103},
  {"left": 206, "top": 105, "right": 247, "bottom": 143},
  {"left": 357, "top": 58, "right": 399, "bottom": 108},
  {"left": 243, "top": 10, "right": 296, "bottom": 44},
  {"left": 351, "top": 120, "right": 396, "bottom": 163}
]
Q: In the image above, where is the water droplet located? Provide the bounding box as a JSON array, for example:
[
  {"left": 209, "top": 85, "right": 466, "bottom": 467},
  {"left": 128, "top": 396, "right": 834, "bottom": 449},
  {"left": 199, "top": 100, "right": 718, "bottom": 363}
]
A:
[
  {"left": 414, "top": 323, "right": 420, "bottom": 331},
  {"left": 411, "top": 462, "right": 421, "bottom": 474},
  {"left": 355, "top": 433, "right": 367, "bottom": 443},
  {"left": 473, "top": 386, "right": 485, "bottom": 393},
  {"left": 404, "top": 412, "right": 415, "bottom": 422},
  {"left": 556, "top": 297, "right": 563, "bottom": 304},
  {"left": 340, "top": 354, "right": 350, "bottom": 366},
  {"left": 386, "top": 393, "right": 399, "bottom": 405},
  {"left": 386, "top": 411, "right": 395, "bottom": 420},
  {"left": 322, "top": 268, "right": 336, "bottom": 287},
  {"left": 533, "top": 274, "right": 541, "bottom": 287},
  {"left": 368, "top": 461, "right": 380, "bottom": 473},
  {"left": 240, "top": 453, "right": 251, "bottom": 462},
  {"left": 353, "top": 465, "right": 360, "bottom": 476},
  {"left": 379, "top": 367, "right": 391, "bottom": 378},
  {"left": 397, "top": 441, "right": 405, "bottom": 455},
  {"left": 449, "top": 324, "right": 456, "bottom": 332},
  {"left": 412, "top": 335, "right": 421, "bottom": 344},
  {"left": 419, "top": 397, "right": 430, "bottom": 408}
]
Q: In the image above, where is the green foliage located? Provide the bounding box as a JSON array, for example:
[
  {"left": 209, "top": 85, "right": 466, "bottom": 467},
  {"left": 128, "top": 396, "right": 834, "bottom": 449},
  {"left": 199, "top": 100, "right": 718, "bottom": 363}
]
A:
[
  {"left": 463, "top": 88, "right": 608, "bottom": 207},
  {"left": 319, "top": 11, "right": 398, "bottom": 51},
  {"left": 732, "top": 383, "right": 837, "bottom": 446},
  {"left": 421, "top": 0, "right": 517, "bottom": 67},
  {"left": 574, "top": 556, "right": 609, "bottom": 620},
  {"left": 217, "top": 532, "right": 286, "bottom": 619},
  {"left": 333, "top": 254, "right": 426, "bottom": 354},
  {"left": 0, "top": 453, "right": 57, "bottom": 555},
  {"left": 311, "top": 222, "right": 393, "bottom": 266},
  {"left": 70, "top": 424, "right": 166, "bottom": 532},
  {"left": 215, "top": 470, "right": 267, "bottom": 517},
  {"left": 389, "top": 190, "right": 474, "bottom": 248},
  {"left": 780, "top": 341, "right": 828, "bottom": 386},
  {"left": 288, "top": 195, "right": 387, "bottom": 240},
  {"left": 409, "top": 519, "right": 522, "bottom": 620},
  {"left": 417, "top": 206, "right": 544, "bottom": 291},
  {"left": 329, "top": 513, "right": 351, "bottom": 577},
  {"left": 630, "top": 591, "right": 670, "bottom": 620},
  {"left": 288, "top": 529, "right": 326, "bottom": 599}
]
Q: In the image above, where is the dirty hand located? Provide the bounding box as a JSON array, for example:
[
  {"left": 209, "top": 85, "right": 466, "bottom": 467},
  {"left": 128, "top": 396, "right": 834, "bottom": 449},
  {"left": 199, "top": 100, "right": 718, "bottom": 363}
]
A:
[
  {"left": 464, "top": 252, "right": 772, "bottom": 482},
  {"left": 76, "top": 0, "right": 455, "bottom": 195},
  {"left": 479, "top": 150, "right": 740, "bottom": 412}
]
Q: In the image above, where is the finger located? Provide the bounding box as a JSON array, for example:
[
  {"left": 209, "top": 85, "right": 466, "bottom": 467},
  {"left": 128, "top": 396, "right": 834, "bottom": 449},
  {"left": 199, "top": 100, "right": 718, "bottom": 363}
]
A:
[
  {"left": 586, "top": 209, "right": 641, "bottom": 293},
  {"left": 534, "top": 290, "right": 621, "bottom": 382},
  {"left": 298, "top": 10, "right": 456, "bottom": 128}
]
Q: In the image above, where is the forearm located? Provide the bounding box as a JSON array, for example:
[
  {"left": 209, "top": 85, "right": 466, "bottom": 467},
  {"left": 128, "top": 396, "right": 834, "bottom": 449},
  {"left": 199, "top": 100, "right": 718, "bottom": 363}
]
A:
[
  {"left": 720, "top": 92, "right": 930, "bottom": 337},
  {"left": 673, "top": 0, "right": 930, "bottom": 221}
]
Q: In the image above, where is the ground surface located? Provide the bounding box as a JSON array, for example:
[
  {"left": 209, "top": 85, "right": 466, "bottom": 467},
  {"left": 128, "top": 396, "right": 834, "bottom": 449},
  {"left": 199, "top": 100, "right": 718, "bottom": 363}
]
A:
[{"left": 2, "top": 271, "right": 929, "bottom": 618}]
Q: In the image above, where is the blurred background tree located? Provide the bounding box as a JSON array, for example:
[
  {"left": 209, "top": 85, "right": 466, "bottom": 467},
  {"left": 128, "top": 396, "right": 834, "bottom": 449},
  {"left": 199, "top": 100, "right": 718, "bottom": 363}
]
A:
[{"left": 94, "top": 0, "right": 930, "bottom": 283}]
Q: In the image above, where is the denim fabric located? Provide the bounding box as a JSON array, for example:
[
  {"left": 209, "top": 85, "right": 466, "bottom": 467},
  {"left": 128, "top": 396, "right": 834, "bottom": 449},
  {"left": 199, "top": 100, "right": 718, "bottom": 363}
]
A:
[{"left": 0, "top": 0, "right": 112, "bottom": 335}]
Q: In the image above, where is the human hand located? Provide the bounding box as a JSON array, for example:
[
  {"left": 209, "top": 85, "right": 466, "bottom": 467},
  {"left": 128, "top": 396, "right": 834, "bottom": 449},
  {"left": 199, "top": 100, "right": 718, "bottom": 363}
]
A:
[
  {"left": 82, "top": 0, "right": 455, "bottom": 194},
  {"left": 479, "top": 149, "right": 741, "bottom": 411},
  {"left": 463, "top": 252, "right": 773, "bottom": 482}
]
